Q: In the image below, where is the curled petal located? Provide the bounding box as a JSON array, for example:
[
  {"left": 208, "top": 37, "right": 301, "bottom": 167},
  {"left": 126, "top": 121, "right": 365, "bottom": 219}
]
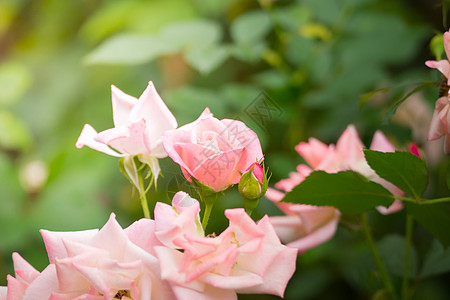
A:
[
  {"left": 76, "top": 124, "right": 123, "bottom": 157},
  {"left": 95, "top": 119, "right": 151, "bottom": 156},
  {"left": 426, "top": 59, "right": 450, "bottom": 84}
]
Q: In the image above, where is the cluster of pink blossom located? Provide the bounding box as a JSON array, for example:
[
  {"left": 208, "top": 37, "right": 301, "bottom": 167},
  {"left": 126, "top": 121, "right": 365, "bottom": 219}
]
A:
[
  {"left": 0, "top": 192, "right": 296, "bottom": 300},
  {"left": 2, "top": 83, "right": 297, "bottom": 299},
  {"left": 266, "top": 125, "right": 405, "bottom": 253}
]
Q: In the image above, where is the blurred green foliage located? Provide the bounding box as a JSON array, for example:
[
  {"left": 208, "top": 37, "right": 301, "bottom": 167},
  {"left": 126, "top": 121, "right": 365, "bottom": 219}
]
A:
[{"left": 0, "top": 0, "right": 449, "bottom": 299}]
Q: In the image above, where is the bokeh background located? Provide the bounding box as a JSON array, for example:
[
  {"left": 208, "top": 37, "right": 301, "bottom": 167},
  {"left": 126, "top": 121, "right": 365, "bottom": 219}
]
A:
[{"left": 1, "top": 0, "right": 449, "bottom": 299}]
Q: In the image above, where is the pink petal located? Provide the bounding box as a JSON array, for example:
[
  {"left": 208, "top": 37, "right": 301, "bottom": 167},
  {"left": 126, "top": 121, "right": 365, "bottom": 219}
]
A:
[
  {"left": 264, "top": 188, "right": 285, "bottom": 202},
  {"left": 95, "top": 119, "right": 151, "bottom": 156},
  {"left": 76, "top": 124, "right": 123, "bottom": 157},
  {"left": 22, "top": 265, "right": 59, "bottom": 300},
  {"left": 12, "top": 253, "right": 39, "bottom": 284},
  {"left": 292, "top": 206, "right": 339, "bottom": 234},
  {"left": 286, "top": 211, "right": 340, "bottom": 254},
  {"left": 236, "top": 246, "right": 297, "bottom": 297},
  {"left": 177, "top": 108, "right": 214, "bottom": 132},
  {"left": 130, "top": 81, "right": 177, "bottom": 150},
  {"left": 295, "top": 138, "right": 330, "bottom": 169},
  {"left": 124, "top": 218, "right": 161, "bottom": 256},
  {"left": 111, "top": 85, "right": 138, "bottom": 127},
  {"left": 202, "top": 270, "right": 262, "bottom": 291},
  {"left": 370, "top": 131, "right": 395, "bottom": 152},
  {"left": 377, "top": 199, "right": 404, "bottom": 215},
  {"left": 445, "top": 134, "right": 450, "bottom": 154},
  {"left": 425, "top": 60, "right": 450, "bottom": 83},
  {"left": 91, "top": 214, "right": 128, "bottom": 260},
  {"left": 6, "top": 275, "right": 27, "bottom": 300},
  {"left": 220, "top": 119, "right": 264, "bottom": 181},
  {"left": 154, "top": 194, "right": 203, "bottom": 249},
  {"left": 40, "top": 229, "right": 98, "bottom": 263},
  {"left": 268, "top": 215, "right": 305, "bottom": 244},
  {"left": 235, "top": 216, "right": 285, "bottom": 276},
  {"left": 335, "top": 125, "right": 365, "bottom": 169},
  {"left": 162, "top": 130, "right": 195, "bottom": 177},
  {"left": 171, "top": 284, "right": 237, "bottom": 300},
  {"left": 154, "top": 246, "right": 205, "bottom": 292}
]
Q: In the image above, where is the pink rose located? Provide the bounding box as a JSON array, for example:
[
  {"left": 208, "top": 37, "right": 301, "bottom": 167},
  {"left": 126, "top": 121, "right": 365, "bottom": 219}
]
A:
[
  {"left": 18, "top": 213, "right": 172, "bottom": 300},
  {"left": 76, "top": 81, "right": 177, "bottom": 186},
  {"left": 154, "top": 207, "right": 297, "bottom": 299},
  {"left": 162, "top": 108, "right": 263, "bottom": 192}
]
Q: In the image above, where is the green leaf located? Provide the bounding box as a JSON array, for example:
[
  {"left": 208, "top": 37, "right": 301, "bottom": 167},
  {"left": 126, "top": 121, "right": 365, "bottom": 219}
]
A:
[
  {"left": 405, "top": 202, "right": 450, "bottom": 248},
  {"left": 184, "top": 45, "right": 229, "bottom": 74},
  {"left": 421, "top": 239, "right": 450, "bottom": 278},
  {"left": 0, "top": 62, "right": 32, "bottom": 106},
  {"left": 382, "top": 81, "right": 436, "bottom": 125},
  {"left": 359, "top": 87, "right": 389, "bottom": 109},
  {"left": 230, "top": 10, "right": 272, "bottom": 45},
  {"left": 430, "top": 33, "right": 445, "bottom": 61},
  {"left": 159, "top": 19, "right": 222, "bottom": 51},
  {"left": 446, "top": 161, "right": 450, "bottom": 191},
  {"left": 282, "top": 170, "right": 394, "bottom": 215},
  {"left": 364, "top": 150, "right": 428, "bottom": 198},
  {"left": 0, "top": 110, "right": 32, "bottom": 151},
  {"left": 84, "top": 34, "right": 174, "bottom": 65},
  {"left": 377, "top": 234, "right": 418, "bottom": 279}
]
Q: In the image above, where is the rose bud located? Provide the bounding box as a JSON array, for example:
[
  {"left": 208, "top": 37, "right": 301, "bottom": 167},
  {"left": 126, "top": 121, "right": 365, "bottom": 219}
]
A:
[{"left": 239, "top": 162, "right": 268, "bottom": 215}]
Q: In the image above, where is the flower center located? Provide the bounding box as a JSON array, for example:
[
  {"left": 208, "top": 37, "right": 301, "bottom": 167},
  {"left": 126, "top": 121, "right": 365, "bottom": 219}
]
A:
[{"left": 114, "top": 290, "right": 131, "bottom": 299}]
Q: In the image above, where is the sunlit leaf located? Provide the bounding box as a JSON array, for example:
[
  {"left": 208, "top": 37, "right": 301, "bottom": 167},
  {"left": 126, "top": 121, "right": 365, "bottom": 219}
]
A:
[
  {"left": 84, "top": 34, "right": 174, "bottom": 65},
  {"left": 184, "top": 45, "right": 229, "bottom": 74},
  {"left": 230, "top": 10, "right": 272, "bottom": 45}
]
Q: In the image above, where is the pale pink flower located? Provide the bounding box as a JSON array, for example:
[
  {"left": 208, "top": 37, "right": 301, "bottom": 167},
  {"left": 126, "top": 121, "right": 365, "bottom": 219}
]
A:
[
  {"left": 425, "top": 31, "right": 450, "bottom": 85},
  {"left": 76, "top": 81, "right": 177, "bottom": 187},
  {"left": 154, "top": 206, "right": 297, "bottom": 299},
  {"left": 267, "top": 126, "right": 405, "bottom": 251},
  {"left": 37, "top": 213, "right": 173, "bottom": 300},
  {"left": 162, "top": 108, "right": 263, "bottom": 192}
]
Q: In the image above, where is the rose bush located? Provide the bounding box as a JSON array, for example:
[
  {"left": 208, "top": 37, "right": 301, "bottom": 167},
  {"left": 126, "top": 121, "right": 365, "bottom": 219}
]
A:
[{"left": 162, "top": 108, "right": 263, "bottom": 192}]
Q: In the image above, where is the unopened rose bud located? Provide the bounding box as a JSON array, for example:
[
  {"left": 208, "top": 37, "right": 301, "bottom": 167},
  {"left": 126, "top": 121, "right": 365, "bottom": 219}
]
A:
[{"left": 239, "top": 162, "right": 268, "bottom": 215}]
